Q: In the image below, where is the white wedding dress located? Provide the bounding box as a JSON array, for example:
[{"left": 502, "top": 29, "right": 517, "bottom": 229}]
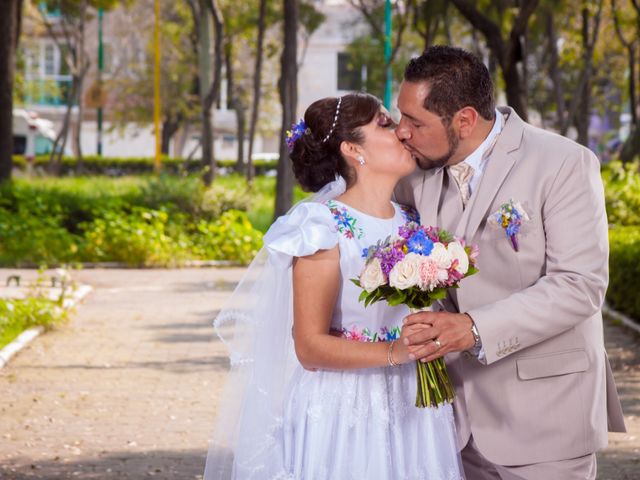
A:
[{"left": 205, "top": 194, "right": 464, "bottom": 480}]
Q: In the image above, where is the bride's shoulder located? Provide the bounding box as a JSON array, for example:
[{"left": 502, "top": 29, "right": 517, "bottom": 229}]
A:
[
  {"left": 393, "top": 202, "right": 421, "bottom": 224},
  {"left": 263, "top": 202, "right": 338, "bottom": 265}
]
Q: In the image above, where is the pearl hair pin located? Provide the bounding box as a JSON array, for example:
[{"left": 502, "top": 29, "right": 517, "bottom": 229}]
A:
[{"left": 321, "top": 96, "right": 342, "bottom": 143}]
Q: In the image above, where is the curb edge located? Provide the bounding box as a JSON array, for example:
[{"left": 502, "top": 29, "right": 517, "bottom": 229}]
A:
[{"left": 0, "top": 284, "right": 93, "bottom": 369}]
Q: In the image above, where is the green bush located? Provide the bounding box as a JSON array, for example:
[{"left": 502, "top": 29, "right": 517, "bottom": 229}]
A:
[
  {"left": 81, "top": 207, "right": 189, "bottom": 267},
  {"left": 190, "top": 210, "right": 263, "bottom": 264},
  {"left": 607, "top": 226, "right": 640, "bottom": 320},
  {"left": 602, "top": 161, "right": 640, "bottom": 226},
  {"left": 11, "top": 155, "right": 279, "bottom": 176},
  {"left": 0, "top": 205, "right": 82, "bottom": 265},
  {"left": 0, "top": 176, "right": 267, "bottom": 266},
  {"left": 0, "top": 297, "right": 69, "bottom": 350}
]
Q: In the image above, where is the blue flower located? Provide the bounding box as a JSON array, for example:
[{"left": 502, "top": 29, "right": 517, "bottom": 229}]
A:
[
  {"left": 506, "top": 223, "right": 519, "bottom": 237},
  {"left": 362, "top": 247, "right": 369, "bottom": 258},
  {"left": 407, "top": 230, "right": 434, "bottom": 256}
]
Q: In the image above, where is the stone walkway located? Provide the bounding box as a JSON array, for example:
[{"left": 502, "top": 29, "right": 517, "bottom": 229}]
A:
[{"left": 0, "top": 268, "right": 638, "bottom": 479}]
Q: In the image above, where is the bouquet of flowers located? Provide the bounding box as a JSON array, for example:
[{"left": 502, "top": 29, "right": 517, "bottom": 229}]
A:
[{"left": 352, "top": 222, "right": 479, "bottom": 408}]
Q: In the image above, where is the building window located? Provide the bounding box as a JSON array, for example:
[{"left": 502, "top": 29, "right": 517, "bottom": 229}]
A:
[
  {"left": 337, "top": 52, "right": 361, "bottom": 91},
  {"left": 44, "top": 43, "right": 56, "bottom": 75}
]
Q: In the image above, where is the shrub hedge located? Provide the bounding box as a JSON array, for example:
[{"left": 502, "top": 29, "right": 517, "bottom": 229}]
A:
[
  {"left": 602, "top": 161, "right": 640, "bottom": 226},
  {"left": 11, "top": 155, "right": 278, "bottom": 176},
  {"left": 607, "top": 226, "right": 640, "bottom": 320},
  {"left": 0, "top": 176, "right": 263, "bottom": 267}
]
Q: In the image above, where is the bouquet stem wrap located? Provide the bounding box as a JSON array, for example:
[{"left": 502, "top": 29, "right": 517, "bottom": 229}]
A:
[{"left": 411, "top": 308, "right": 455, "bottom": 408}]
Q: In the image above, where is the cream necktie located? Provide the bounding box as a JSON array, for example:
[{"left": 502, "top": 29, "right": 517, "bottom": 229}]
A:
[{"left": 448, "top": 162, "right": 474, "bottom": 208}]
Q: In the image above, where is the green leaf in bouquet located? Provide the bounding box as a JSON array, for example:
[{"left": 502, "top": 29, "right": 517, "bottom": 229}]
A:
[
  {"left": 430, "top": 288, "right": 447, "bottom": 300},
  {"left": 388, "top": 289, "right": 407, "bottom": 306},
  {"left": 350, "top": 278, "right": 362, "bottom": 287},
  {"left": 358, "top": 290, "right": 369, "bottom": 302},
  {"left": 438, "top": 229, "right": 454, "bottom": 243},
  {"left": 466, "top": 265, "right": 479, "bottom": 277}
]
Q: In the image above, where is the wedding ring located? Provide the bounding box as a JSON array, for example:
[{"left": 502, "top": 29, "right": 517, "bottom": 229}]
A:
[{"left": 434, "top": 339, "right": 442, "bottom": 349}]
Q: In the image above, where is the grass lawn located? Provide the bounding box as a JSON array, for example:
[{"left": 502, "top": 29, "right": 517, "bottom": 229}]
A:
[{"left": 0, "top": 297, "right": 68, "bottom": 351}]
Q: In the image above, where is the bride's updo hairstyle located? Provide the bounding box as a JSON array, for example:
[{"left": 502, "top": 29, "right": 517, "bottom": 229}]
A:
[{"left": 290, "top": 92, "right": 381, "bottom": 192}]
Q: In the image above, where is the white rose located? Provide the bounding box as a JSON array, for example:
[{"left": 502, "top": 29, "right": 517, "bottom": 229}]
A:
[
  {"left": 389, "top": 253, "right": 422, "bottom": 290},
  {"left": 447, "top": 241, "right": 469, "bottom": 275},
  {"left": 360, "top": 257, "right": 386, "bottom": 292},
  {"left": 429, "top": 242, "right": 452, "bottom": 269}
]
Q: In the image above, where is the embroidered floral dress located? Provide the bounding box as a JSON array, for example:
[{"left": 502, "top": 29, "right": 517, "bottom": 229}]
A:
[{"left": 264, "top": 200, "right": 464, "bottom": 480}]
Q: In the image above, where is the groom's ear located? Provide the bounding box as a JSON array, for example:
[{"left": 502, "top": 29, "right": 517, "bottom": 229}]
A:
[{"left": 455, "top": 107, "right": 479, "bottom": 139}]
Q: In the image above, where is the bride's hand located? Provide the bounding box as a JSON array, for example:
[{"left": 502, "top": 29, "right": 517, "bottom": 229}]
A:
[
  {"left": 393, "top": 324, "right": 426, "bottom": 364},
  {"left": 391, "top": 338, "right": 414, "bottom": 364},
  {"left": 398, "top": 323, "right": 430, "bottom": 362}
]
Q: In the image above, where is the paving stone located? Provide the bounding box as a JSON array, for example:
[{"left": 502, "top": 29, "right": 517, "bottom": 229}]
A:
[{"left": 0, "top": 268, "right": 638, "bottom": 479}]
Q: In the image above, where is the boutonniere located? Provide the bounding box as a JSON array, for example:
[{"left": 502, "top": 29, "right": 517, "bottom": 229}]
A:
[{"left": 489, "top": 199, "right": 530, "bottom": 252}]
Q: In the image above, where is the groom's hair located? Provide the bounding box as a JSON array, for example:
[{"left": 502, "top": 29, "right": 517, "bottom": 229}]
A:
[{"left": 404, "top": 45, "right": 495, "bottom": 122}]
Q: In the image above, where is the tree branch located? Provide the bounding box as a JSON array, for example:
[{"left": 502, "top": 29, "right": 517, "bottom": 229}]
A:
[
  {"left": 611, "top": 0, "right": 633, "bottom": 49},
  {"left": 449, "top": 0, "right": 505, "bottom": 62}
]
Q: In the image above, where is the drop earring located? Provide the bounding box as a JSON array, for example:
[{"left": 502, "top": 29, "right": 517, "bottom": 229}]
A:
[{"left": 357, "top": 154, "right": 365, "bottom": 166}]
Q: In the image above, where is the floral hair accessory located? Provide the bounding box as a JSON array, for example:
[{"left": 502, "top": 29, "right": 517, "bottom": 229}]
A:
[
  {"left": 489, "top": 199, "right": 530, "bottom": 252},
  {"left": 285, "top": 119, "right": 309, "bottom": 152}
]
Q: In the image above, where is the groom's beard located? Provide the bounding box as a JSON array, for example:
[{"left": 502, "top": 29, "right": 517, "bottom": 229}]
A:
[{"left": 413, "top": 123, "right": 460, "bottom": 171}]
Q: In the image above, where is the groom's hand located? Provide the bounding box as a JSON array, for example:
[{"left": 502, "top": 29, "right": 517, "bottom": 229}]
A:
[{"left": 402, "top": 311, "right": 476, "bottom": 362}]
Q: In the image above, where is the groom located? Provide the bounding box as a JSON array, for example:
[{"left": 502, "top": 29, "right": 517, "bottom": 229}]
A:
[{"left": 394, "top": 46, "right": 626, "bottom": 479}]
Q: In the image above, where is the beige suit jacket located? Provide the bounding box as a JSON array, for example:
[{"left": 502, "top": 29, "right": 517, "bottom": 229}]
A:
[{"left": 395, "top": 107, "right": 626, "bottom": 466}]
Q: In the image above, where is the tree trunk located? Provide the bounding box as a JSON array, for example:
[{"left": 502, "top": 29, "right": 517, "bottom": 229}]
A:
[
  {"left": 201, "top": 0, "right": 224, "bottom": 186},
  {"left": 621, "top": 125, "right": 640, "bottom": 162},
  {"left": 247, "top": 0, "right": 267, "bottom": 184},
  {"left": 629, "top": 46, "right": 637, "bottom": 126},
  {"left": 72, "top": 0, "right": 88, "bottom": 167},
  {"left": 611, "top": 0, "right": 638, "bottom": 127},
  {"left": 224, "top": 39, "right": 246, "bottom": 175},
  {"left": 450, "top": 0, "right": 539, "bottom": 121},
  {"left": 161, "top": 116, "right": 181, "bottom": 155},
  {"left": 0, "top": 0, "right": 21, "bottom": 182},
  {"left": 235, "top": 102, "right": 246, "bottom": 175},
  {"left": 576, "top": 7, "right": 592, "bottom": 147},
  {"left": 49, "top": 75, "right": 78, "bottom": 175},
  {"left": 502, "top": 61, "right": 528, "bottom": 119},
  {"left": 275, "top": 0, "right": 298, "bottom": 218},
  {"left": 74, "top": 74, "right": 85, "bottom": 165},
  {"left": 560, "top": 0, "right": 603, "bottom": 144},
  {"left": 546, "top": 9, "right": 566, "bottom": 130}
]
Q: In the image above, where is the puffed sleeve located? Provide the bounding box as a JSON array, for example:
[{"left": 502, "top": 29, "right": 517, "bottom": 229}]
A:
[{"left": 263, "top": 202, "right": 338, "bottom": 268}]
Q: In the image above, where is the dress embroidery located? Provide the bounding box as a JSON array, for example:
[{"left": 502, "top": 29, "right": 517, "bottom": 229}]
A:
[
  {"left": 325, "top": 200, "right": 364, "bottom": 240},
  {"left": 341, "top": 325, "right": 401, "bottom": 342},
  {"left": 399, "top": 204, "right": 420, "bottom": 224}
]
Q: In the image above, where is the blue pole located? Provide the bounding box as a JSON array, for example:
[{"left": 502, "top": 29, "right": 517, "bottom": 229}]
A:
[
  {"left": 384, "top": 0, "right": 392, "bottom": 109},
  {"left": 97, "top": 8, "right": 104, "bottom": 156}
]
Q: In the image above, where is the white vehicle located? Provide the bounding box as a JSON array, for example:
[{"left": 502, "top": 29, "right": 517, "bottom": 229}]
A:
[{"left": 12, "top": 109, "right": 57, "bottom": 157}]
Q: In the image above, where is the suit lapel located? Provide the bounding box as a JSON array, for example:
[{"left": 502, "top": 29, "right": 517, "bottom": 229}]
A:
[
  {"left": 455, "top": 107, "right": 525, "bottom": 242},
  {"left": 417, "top": 168, "right": 443, "bottom": 225}
]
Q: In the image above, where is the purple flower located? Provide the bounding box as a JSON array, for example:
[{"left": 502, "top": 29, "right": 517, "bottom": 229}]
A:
[
  {"left": 375, "top": 246, "right": 406, "bottom": 276},
  {"left": 398, "top": 222, "right": 419, "bottom": 240},
  {"left": 423, "top": 226, "right": 441, "bottom": 242}
]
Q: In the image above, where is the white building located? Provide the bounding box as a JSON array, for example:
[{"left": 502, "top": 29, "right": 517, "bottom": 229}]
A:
[{"left": 16, "top": 0, "right": 367, "bottom": 160}]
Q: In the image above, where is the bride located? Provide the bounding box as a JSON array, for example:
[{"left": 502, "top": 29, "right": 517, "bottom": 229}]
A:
[{"left": 204, "top": 92, "right": 463, "bottom": 479}]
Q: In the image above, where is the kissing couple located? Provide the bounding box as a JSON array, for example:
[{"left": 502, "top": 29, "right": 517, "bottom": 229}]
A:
[{"left": 204, "top": 45, "right": 626, "bottom": 480}]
